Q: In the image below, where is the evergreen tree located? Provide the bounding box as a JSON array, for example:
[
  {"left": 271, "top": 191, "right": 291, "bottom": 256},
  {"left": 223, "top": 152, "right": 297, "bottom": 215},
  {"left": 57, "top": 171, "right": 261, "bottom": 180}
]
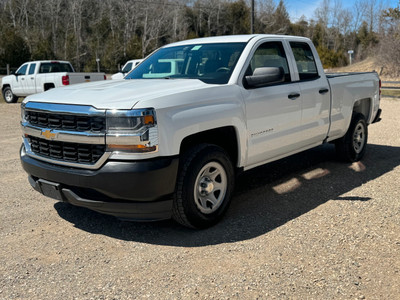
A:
[{"left": 0, "top": 28, "right": 31, "bottom": 69}]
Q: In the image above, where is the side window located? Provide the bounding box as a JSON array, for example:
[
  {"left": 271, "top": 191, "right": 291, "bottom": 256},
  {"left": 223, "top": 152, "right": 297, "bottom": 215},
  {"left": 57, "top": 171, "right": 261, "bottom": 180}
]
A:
[
  {"left": 28, "top": 63, "right": 36, "bottom": 75},
  {"left": 247, "top": 42, "right": 291, "bottom": 84},
  {"left": 17, "top": 64, "right": 28, "bottom": 75},
  {"left": 290, "top": 42, "right": 319, "bottom": 80}
]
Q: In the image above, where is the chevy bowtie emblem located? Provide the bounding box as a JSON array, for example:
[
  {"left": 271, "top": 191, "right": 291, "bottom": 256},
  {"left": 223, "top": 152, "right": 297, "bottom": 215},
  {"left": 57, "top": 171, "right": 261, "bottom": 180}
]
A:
[{"left": 41, "top": 129, "right": 57, "bottom": 140}]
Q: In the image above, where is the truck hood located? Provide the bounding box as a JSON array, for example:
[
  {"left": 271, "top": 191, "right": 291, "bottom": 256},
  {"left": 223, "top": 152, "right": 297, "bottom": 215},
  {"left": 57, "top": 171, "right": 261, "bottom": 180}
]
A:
[{"left": 24, "top": 79, "right": 214, "bottom": 110}]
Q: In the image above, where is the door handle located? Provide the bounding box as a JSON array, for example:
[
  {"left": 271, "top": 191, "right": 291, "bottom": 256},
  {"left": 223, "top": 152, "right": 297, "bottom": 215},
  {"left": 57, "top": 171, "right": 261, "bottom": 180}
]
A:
[
  {"left": 288, "top": 93, "right": 300, "bottom": 100},
  {"left": 30, "top": 77, "right": 34, "bottom": 80},
  {"left": 21, "top": 78, "right": 25, "bottom": 80},
  {"left": 319, "top": 88, "right": 329, "bottom": 94}
]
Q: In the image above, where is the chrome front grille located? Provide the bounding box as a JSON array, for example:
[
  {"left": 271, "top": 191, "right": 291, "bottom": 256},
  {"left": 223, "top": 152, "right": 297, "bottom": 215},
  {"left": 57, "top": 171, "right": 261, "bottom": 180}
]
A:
[
  {"left": 21, "top": 102, "right": 109, "bottom": 169},
  {"left": 25, "top": 110, "right": 106, "bottom": 132},
  {"left": 28, "top": 135, "right": 106, "bottom": 164}
]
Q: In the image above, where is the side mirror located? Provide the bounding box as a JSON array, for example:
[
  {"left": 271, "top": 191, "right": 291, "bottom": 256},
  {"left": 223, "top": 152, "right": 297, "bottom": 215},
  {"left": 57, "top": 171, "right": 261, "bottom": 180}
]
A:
[{"left": 245, "top": 67, "right": 285, "bottom": 88}]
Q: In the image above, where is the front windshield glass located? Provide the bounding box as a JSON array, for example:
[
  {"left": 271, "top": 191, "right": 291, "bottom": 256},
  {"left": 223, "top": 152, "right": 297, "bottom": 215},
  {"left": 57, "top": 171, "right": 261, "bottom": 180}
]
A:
[
  {"left": 122, "top": 62, "right": 133, "bottom": 73},
  {"left": 125, "top": 43, "right": 246, "bottom": 84}
]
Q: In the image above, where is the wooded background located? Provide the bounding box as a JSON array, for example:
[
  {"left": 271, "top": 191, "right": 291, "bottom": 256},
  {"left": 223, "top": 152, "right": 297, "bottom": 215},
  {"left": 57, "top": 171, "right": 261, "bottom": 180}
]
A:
[{"left": 0, "top": 0, "right": 399, "bottom": 73}]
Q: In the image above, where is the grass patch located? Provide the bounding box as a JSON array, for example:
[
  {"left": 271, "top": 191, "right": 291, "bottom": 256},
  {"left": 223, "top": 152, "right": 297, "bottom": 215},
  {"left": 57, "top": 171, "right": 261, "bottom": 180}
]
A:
[{"left": 381, "top": 89, "right": 400, "bottom": 98}]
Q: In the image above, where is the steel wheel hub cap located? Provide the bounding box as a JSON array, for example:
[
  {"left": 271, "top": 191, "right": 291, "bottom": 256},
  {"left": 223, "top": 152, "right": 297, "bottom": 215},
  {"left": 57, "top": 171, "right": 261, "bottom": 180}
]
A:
[
  {"left": 199, "top": 177, "right": 214, "bottom": 196},
  {"left": 5, "top": 90, "right": 12, "bottom": 101},
  {"left": 194, "top": 161, "right": 227, "bottom": 214},
  {"left": 353, "top": 123, "right": 365, "bottom": 153}
]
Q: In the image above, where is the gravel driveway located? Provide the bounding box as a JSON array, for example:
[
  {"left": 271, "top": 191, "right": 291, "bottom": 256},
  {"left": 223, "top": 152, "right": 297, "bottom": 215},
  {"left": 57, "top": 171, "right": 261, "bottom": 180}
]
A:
[{"left": 0, "top": 99, "right": 399, "bottom": 299}]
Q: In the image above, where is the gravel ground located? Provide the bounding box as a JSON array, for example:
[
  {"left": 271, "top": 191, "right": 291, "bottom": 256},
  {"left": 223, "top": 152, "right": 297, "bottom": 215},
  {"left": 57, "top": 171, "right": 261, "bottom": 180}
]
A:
[{"left": 0, "top": 99, "right": 399, "bottom": 299}]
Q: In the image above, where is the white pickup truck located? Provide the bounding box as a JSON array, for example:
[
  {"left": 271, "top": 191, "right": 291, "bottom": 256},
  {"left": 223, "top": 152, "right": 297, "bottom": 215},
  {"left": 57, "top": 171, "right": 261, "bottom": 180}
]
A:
[
  {"left": 111, "top": 59, "right": 143, "bottom": 80},
  {"left": 20, "top": 35, "right": 382, "bottom": 228},
  {"left": 2, "top": 60, "right": 106, "bottom": 103}
]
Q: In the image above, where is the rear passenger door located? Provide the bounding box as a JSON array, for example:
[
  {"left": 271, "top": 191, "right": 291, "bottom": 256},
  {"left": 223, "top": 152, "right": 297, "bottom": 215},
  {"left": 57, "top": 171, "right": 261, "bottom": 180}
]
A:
[
  {"left": 241, "top": 41, "right": 303, "bottom": 168},
  {"left": 289, "top": 41, "right": 331, "bottom": 145}
]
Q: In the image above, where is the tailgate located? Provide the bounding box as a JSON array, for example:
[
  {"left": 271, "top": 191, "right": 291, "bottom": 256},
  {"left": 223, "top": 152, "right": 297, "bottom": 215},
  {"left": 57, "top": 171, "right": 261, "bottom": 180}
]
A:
[{"left": 68, "top": 73, "right": 106, "bottom": 85}]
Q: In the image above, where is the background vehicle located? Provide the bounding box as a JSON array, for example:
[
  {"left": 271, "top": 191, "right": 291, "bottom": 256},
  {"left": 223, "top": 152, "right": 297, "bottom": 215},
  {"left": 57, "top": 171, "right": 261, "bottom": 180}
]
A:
[
  {"left": 111, "top": 59, "right": 143, "bottom": 80},
  {"left": 1, "top": 60, "right": 106, "bottom": 103},
  {"left": 20, "top": 35, "right": 381, "bottom": 228},
  {"left": 141, "top": 58, "right": 184, "bottom": 78}
]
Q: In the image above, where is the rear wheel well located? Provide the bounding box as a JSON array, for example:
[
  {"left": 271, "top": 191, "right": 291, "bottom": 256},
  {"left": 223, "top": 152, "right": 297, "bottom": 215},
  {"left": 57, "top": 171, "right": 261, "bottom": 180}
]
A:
[
  {"left": 44, "top": 83, "right": 55, "bottom": 91},
  {"left": 180, "top": 127, "right": 239, "bottom": 167},
  {"left": 353, "top": 98, "right": 371, "bottom": 122}
]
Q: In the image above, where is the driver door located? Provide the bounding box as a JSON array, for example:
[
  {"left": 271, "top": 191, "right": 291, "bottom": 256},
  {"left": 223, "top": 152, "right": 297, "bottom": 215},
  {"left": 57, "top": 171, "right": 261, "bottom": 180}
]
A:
[
  {"left": 12, "top": 63, "right": 29, "bottom": 95},
  {"left": 241, "top": 41, "right": 302, "bottom": 168}
]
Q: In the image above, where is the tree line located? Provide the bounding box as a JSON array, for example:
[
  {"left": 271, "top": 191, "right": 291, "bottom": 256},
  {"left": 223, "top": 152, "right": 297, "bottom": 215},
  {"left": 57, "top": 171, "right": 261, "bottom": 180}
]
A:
[{"left": 0, "top": 0, "right": 399, "bottom": 73}]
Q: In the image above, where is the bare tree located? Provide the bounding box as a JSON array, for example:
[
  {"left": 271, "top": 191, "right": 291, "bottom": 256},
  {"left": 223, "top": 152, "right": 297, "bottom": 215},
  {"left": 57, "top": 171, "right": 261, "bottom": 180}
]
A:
[
  {"left": 140, "top": 1, "right": 171, "bottom": 57},
  {"left": 0, "top": 0, "right": 398, "bottom": 71},
  {"left": 257, "top": 0, "right": 275, "bottom": 33}
]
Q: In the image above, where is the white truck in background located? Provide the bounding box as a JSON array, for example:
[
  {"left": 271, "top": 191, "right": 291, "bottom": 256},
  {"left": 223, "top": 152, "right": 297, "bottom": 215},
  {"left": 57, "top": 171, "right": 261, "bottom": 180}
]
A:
[
  {"left": 2, "top": 60, "right": 106, "bottom": 103},
  {"left": 111, "top": 59, "right": 143, "bottom": 80},
  {"left": 20, "top": 35, "right": 382, "bottom": 228}
]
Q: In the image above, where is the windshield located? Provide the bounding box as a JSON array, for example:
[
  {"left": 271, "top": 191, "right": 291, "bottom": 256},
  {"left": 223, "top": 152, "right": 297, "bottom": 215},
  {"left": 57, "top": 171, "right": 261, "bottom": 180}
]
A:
[
  {"left": 125, "top": 43, "right": 246, "bottom": 84},
  {"left": 122, "top": 62, "right": 133, "bottom": 73}
]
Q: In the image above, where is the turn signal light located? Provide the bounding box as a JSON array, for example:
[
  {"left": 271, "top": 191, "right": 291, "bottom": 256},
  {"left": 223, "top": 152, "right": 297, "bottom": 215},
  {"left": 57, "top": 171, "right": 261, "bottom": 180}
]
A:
[
  {"left": 107, "top": 144, "right": 157, "bottom": 153},
  {"left": 143, "top": 115, "right": 154, "bottom": 125}
]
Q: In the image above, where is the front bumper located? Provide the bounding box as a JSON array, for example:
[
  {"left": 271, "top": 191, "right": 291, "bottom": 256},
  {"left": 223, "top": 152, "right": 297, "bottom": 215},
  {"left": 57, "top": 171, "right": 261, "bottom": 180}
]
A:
[{"left": 21, "top": 145, "right": 179, "bottom": 221}]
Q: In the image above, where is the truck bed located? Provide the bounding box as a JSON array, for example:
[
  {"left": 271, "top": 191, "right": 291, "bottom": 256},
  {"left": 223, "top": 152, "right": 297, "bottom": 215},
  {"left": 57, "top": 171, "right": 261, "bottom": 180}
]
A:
[
  {"left": 325, "top": 71, "right": 377, "bottom": 78},
  {"left": 326, "top": 71, "right": 380, "bottom": 141}
]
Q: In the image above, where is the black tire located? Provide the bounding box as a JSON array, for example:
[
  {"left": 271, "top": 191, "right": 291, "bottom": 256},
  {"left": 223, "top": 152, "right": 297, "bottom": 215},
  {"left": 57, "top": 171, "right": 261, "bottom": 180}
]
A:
[
  {"left": 335, "top": 113, "right": 368, "bottom": 162},
  {"left": 172, "top": 144, "right": 235, "bottom": 229},
  {"left": 2, "top": 86, "right": 18, "bottom": 103}
]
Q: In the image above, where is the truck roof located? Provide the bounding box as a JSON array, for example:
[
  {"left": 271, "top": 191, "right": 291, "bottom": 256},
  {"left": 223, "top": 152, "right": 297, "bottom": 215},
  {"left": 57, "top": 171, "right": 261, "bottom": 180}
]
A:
[
  {"left": 164, "top": 34, "right": 311, "bottom": 47},
  {"left": 21, "top": 60, "right": 72, "bottom": 64}
]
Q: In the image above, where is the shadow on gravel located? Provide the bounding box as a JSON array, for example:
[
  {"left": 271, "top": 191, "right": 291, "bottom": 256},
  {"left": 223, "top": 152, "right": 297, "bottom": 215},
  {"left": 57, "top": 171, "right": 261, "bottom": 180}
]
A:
[{"left": 55, "top": 143, "right": 400, "bottom": 247}]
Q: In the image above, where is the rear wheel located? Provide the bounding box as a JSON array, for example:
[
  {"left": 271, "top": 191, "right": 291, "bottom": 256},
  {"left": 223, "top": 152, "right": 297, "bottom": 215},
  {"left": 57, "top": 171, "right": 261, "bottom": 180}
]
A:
[
  {"left": 173, "top": 144, "right": 235, "bottom": 229},
  {"left": 2, "top": 87, "right": 18, "bottom": 103},
  {"left": 335, "top": 113, "right": 368, "bottom": 162}
]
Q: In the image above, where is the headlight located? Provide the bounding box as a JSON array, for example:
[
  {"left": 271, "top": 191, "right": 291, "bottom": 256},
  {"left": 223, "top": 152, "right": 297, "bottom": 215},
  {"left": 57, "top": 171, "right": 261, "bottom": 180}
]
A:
[
  {"left": 106, "top": 108, "right": 158, "bottom": 153},
  {"left": 21, "top": 102, "right": 27, "bottom": 123}
]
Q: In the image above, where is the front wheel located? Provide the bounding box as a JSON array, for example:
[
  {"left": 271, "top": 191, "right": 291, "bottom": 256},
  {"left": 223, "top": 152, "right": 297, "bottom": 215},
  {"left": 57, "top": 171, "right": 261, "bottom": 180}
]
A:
[
  {"left": 172, "top": 144, "right": 235, "bottom": 229},
  {"left": 335, "top": 113, "right": 368, "bottom": 162},
  {"left": 2, "top": 87, "right": 18, "bottom": 103}
]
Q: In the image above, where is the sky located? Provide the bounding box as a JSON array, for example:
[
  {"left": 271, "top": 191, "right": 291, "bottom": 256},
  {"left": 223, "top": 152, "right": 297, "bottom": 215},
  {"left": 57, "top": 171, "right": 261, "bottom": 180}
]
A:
[{"left": 284, "top": 0, "right": 400, "bottom": 22}]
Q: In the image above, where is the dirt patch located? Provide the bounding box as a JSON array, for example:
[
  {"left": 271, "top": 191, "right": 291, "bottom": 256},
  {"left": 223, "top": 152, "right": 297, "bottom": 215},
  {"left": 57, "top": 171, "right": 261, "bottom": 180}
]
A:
[{"left": 0, "top": 99, "right": 399, "bottom": 299}]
